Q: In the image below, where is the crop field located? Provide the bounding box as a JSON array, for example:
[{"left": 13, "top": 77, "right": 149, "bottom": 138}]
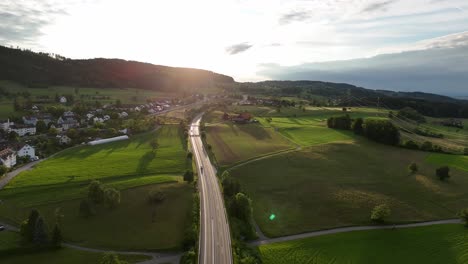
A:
[
  {"left": 229, "top": 139, "right": 468, "bottom": 237},
  {"left": 259, "top": 224, "right": 468, "bottom": 264},
  {"left": 0, "top": 125, "right": 193, "bottom": 250},
  {"left": 205, "top": 122, "right": 293, "bottom": 166},
  {"left": 0, "top": 231, "right": 149, "bottom": 264},
  {"left": 6, "top": 125, "right": 186, "bottom": 190}
]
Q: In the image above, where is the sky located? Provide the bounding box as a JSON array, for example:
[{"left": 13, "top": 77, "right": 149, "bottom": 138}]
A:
[{"left": 1, "top": 0, "right": 468, "bottom": 95}]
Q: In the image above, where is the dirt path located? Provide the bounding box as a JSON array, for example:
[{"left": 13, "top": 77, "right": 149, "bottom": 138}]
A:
[{"left": 250, "top": 219, "right": 463, "bottom": 246}]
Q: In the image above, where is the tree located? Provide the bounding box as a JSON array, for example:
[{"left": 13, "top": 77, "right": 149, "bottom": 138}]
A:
[
  {"left": 147, "top": 190, "right": 166, "bottom": 205},
  {"left": 222, "top": 177, "right": 241, "bottom": 197},
  {"left": 36, "top": 120, "right": 47, "bottom": 134},
  {"left": 408, "top": 162, "right": 418, "bottom": 174},
  {"left": 404, "top": 140, "right": 419, "bottom": 150},
  {"left": 8, "top": 131, "right": 19, "bottom": 142},
  {"left": 232, "top": 193, "right": 253, "bottom": 223},
  {"left": 436, "top": 166, "right": 450, "bottom": 181},
  {"left": 0, "top": 165, "right": 8, "bottom": 176},
  {"left": 352, "top": 118, "right": 364, "bottom": 135},
  {"left": 115, "top": 99, "right": 122, "bottom": 108},
  {"left": 88, "top": 180, "right": 105, "bottom": 203},
  {"left": 464, "top": 148, "right": 468, "bottom": 156},
  {"left": 51, "top": 223, "right": 62, "bottom": 248},
  {"left": 183, "top": 170, "right": 194, "bottom": 183},
  {"left": 100, "top": 252, "right": 128, "bottom": 264},
  {"left": 363, "top": 119, "right": 400, "bottom": 145},
  {"left": 79, "top": 199, "right": 94, "bottom": 218},
  {"left": 33, "top": 217, "right": 48, "bottom": 245},
  {"left": 458, "top": 208, "right": 468, "bottom": 227},
  {"left": 104, "top": 188, "right": 121, "bottom": 209},
  {"left": 186, "top": 152, "right": 193, "bottom": 159},
  {"left": 25, "top": 209, "right": 40, "bottom": 242},
  {"left": 150, "top": 139, "right": 159, "bottom": 152},
  {"left": 371, "top": 204, "right": 391, "bottom": 223},
  {"left": 421, "top": 141, "right": 433, "bottom": 152}
]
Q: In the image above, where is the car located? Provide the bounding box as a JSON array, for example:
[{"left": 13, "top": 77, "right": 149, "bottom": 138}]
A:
[
  {"left": 200, "top": 166, "right": 203, "bottom": 173},
  {"left": 0, "top": 225, "right": 5, "bottom": 231}
]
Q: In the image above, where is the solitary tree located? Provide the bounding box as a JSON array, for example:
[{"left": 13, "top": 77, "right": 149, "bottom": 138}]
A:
[
  {"left": 371, "top": 204, "right": 391, "bottom": 223},
  {"left": 104, "top": 188, "right": 121, "bottom": 209},
  {"left": 51, "top": 223, "right": 62, "bottom": 248},
  {"left": 88, "top": 180, "right": 105, "bottom": 203},
  {"left": 183, "top": 170, "right": 194, "bottom": 183},
  {"left": 33, "top": 217, "right": 48, "bottom": 245},
  {"left": 436, "top": 166, "right": 450, "bottom": 181},
  {"left": 408, "top": 162, "right": 418, "bottom": 174},
  {"left": 147, "top": 190, "right": 166, "bottom": 205},
  {"left": 25, "top": 209, "right": 40, "bottom": 242}
]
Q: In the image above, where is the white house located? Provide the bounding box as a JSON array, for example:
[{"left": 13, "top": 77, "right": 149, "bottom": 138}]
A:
[
  {"left": 58, "top": 135, "right": 72, "bottom": 145},
  {"left": 59, "top": 96, "right": 67, "bottom": 103},
  {"left": 22, "top": 116, "right": 38, "bottom": 126},
  {"left": 118, "top": 112, "right": 128, "bottom": 118},
  {"left": 0, "top": 120, "right": 13, "bottom": 131},
  {"left": 86, "top": 113, "right": 94, "bottom": 120},
  {"left": 63, "top": 111, "right": 74, "bottom": 117},
  {"left": 103, "top": 115, "right": 111, "bottom": 121},
  {"left": 9, "top": 125, "right": 36, "bottom": 137},
  {"left": 0, "top": 148, "right": 16, "bottom": 168},
  {"left": 93, "top": 117, "right": 104, "bottom": 123},
  {"left": 17, "top": 144, "right": 35, "bottom": 159}
]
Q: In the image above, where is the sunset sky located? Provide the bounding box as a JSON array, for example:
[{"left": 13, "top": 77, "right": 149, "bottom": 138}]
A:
[{"left": 1, "top": 0, "right": 468, "bottom": 95}]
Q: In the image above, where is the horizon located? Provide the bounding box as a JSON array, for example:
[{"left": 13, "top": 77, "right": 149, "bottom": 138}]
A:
[{"left": 1, "top": 0, "right": 468, "bottom": 96}]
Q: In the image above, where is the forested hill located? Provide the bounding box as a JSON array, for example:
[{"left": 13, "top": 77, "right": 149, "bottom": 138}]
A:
[
  {"left": 239, "top": 80, "right": 468, "bottom": 118},
  {"left": 0, "top": 45, "right": 234, "bottom": 92}
]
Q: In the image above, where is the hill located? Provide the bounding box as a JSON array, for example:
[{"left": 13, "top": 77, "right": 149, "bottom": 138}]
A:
[{"left": 0, "top": 45, "right": 234, "bottom": 92}]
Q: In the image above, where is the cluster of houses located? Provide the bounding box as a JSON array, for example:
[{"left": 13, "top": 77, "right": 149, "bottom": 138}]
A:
[
  {"left": 0, "top": 143, "right": 36, "bottom": 168},
  {"left": 222, "top": 112, "right": 257, "bottom": 124},
  {"left": 440, "top": 119, "right": 464, "bottom": 129}
]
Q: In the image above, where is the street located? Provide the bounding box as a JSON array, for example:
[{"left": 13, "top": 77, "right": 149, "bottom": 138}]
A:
[{"left": 190, "top": 115, "right": 233, "bottom": 264}]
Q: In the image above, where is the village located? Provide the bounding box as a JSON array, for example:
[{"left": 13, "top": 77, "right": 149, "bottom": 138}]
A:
[{"left": 0, "top": 95, "right": 196, "bottom": 171}]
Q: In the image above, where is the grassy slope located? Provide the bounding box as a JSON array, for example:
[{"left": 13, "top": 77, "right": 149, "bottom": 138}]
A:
[
  {"left": 230, "top": 139, "right": 468, "bottom": 237},
  {"left": 0, "top": 231, "right": 149, "bottom": 264},
  {"left": 259, "top": 224, "right": 468, "bottom": 264},
  {"left": 0, "top": 125, "right": 193, "bottom": 250},
  {"left": 426, "top": 153, "right": 468, "bottom": 172}
]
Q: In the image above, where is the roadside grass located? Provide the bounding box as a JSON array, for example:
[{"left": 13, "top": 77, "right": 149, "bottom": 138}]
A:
[
  {"left": 0, "top": 231, "right": 150, "bottom": 264},
  {"left": 0, "top": 125, "right": 193, "bottom": 250},
  {"left": 230, "top": 139, "right": 468, "bottom": 237},
  {"left": 259, "top": 224, "right": 468, "bottom": 264},
  {"left": 205, "top": 122, "right": 293, "bottom": 166},
  {"left": 6, "top": 125, "right": 186, "bottom": 189}
]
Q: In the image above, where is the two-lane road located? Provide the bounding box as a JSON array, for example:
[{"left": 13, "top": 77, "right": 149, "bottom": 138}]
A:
[{"left": 190, "top": 115, "right": 232, "bottom": 264}]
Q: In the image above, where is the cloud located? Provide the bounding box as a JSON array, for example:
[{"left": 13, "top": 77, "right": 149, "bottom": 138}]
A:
[
  {"left": 225, "top": 42, "right": 253, "bottom": 55},
  {"left": 258, "top": 45, "right": 468, "bottom": 96},
  {"left": 361, "top": 1, "right": 394, "bottom": 13},
  {"left": 279, "top": 10, "right": 311, "bottom": 25}
]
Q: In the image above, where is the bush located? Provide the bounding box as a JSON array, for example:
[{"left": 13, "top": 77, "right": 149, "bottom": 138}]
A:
[
  {"left": 408, "top": 162, "right": 418, "bottom": 174},
  {"left": 352, "top": 118, "right": 364, "bottom": 135},
  {"left": 147, "top": 190, "right": 166, "bottom": 205},
  {"left": 0, "top": 165, "right": 8, "bottom": 176},
  {"left": 404, "top": 140, "right": 419, "bottom": 150},
  {"left": 104, "top": 188, "right": 121, "bottom": 209},
  {"left": 327, "top": 115, "right": 352, "bottom": 130},
  {"left": 183, "top": 170, "right": 194, "bottom": 183},
  {"left": 79, "top": 199, "right": 94, "bottom": 218},
  {"left": 51, "top": 223, "right": 62, "bottom": 248},
  {"left": 371, "top": 204, "right": 391, "bottom": 223},
  {"left": 458, "top": 208, "right": 468, "bottom": 227},
  {"left": 363, "top": 119, "right": 400, "bottom": 145},
  {"left": 100, "top": 252, "right": 128, "bottom": 264},
  {"left": 421, "top": 141, "right": 433, "bottom": 152},
  {"left": 88, "top": 180, "right": 105, "bottom": 204},
  {"left": 436, "top": 166, "right": 450, "bottom": 181}
]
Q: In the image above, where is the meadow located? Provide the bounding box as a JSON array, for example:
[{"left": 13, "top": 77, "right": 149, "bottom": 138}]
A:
[
  {"left": 259, "top": 224, "right": 468, "bottom": 264},
  {"left": 0, "top": 231, "right": 149, "bottom": 264},
  {"left": 230, "top": 139, "right": 468, "bottom": 237},
  {"left": 0, "top": 125, "right": 194, "bottom": 250}
]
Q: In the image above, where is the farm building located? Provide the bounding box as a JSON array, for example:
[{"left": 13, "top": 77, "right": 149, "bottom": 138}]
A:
[{"left": 88, "top": 135, "right": 129, "bottom": 146}]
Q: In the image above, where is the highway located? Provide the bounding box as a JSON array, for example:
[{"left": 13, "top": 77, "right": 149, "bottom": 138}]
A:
[{"left": 190, "top": 115, "right": 233, "bottom": 264}]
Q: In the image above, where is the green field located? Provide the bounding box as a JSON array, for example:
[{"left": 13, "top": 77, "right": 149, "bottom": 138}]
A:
[
  {"left": 230, "top": 139, "right": 468, "bottom": 237},
  {"left": 426, "top": 153, "right": 468, "bottom": 172},
  {"left": 0, "top": 125, "right": 193, "bottom": 250},
  {"left": 205, "top": 122, "right": 293, "bottom": 166},
  {"left": 0, "top": 231, "right": 149, "bottom": 264},
  {"left": 259, "top": 224, "right": 468, "bottom": 264}
]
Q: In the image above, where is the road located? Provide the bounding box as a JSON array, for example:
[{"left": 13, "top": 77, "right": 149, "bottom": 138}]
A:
[
  {"left": 250, "top": 219, "right": 463, "bottom": 246},
  {"left": 190, "top": 115, "right": 233, "bottom": 264}
]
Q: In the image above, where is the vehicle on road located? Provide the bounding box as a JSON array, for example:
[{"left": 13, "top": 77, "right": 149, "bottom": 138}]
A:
[{"left": 200, "top": 166, "right": 203, "bottom": 173}]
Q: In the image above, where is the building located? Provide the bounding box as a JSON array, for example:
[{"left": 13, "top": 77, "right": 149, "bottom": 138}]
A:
[
  {"left": 9, "top": 125, "right": 36, "bottom": 137},
  {"left": 58, "top": 117, "right": 79, "bottom": 130},
  {"left": 232, "top": 112, "right": 253, "bottom": 124},
  {"left": 0, "top": 120, "right": 13, "bottom": 131},
  {"left": 22, "top": 116, "right": 38, "bottom": 126},
  {"left": 0, "top": 148, "right": 16, "bottom": 168},
  {"left": 59, "top": 96, "right": 67, "bottom": 103},
  {"left": 37, "top": 114, "right": 53, "bottom": 125},
  {"left": 58, "top": 135, "right": 72, "bottom": 145},
  {"left": 16, "top": 144, "right": 35, "bottom": 159}
]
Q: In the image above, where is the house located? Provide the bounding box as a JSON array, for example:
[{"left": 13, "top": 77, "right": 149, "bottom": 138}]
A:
[
  {"left": 22, "top": 116, "right": 38, "bottom": 126},
  {"left": 16, "top": 144, "right": 35, "bottom": 159},
  {"left": 0, "top": 148, "right": 16, "bottom": 168},
  {"left": 86, "top": 113, "right": 94, "bottom": 120},
  {"left": 0, "top": 120, "right": 13, "bottom": 131},
  {"left": 58, "top": 117, "right": 79, "bottom": 130},
  {"left": 232, "top": 112, "right": 252, "bottom": 124},
  {"left": 59, "top": 96, "right": 67, "bottom": 103},
  {"left": 103, "top": 115, "right": 111, "bottom": 121},
  {"left": 58, "top": 135, "right": 72, "bottom": 145},
  {"left": 9, "top": 125, "right": 36, "bottom": 137},
  {"left": 93, "top": 117, "right": 104, "bottom": 123},
  {"left": 37, "top": 113, "right": 53, "bottom": 125},
  {"left": 63, "top": 111, "right": 75, "bottom": 117},
  {"left": 118, "top": 112, "right": 129, "bottom": 118}
]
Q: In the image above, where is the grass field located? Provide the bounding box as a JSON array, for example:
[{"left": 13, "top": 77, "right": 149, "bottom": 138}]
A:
[
  {"left": 205, "top": 118, "right": 293, "bottom": 166},
  {"left": 259, "top": 224, "right": 468, "bottom": 264},
  {"left": 0, "top": 125, "right": 193, "bottom": 250},
  {"left": 0, "top": 231, "right": 149, "bottom": 264},
  {"left": 230, "top": 139, "right": 468, "bottom": 237},
  {"left": 426, "top": 153, "right": 468, "bottom": 172}
]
